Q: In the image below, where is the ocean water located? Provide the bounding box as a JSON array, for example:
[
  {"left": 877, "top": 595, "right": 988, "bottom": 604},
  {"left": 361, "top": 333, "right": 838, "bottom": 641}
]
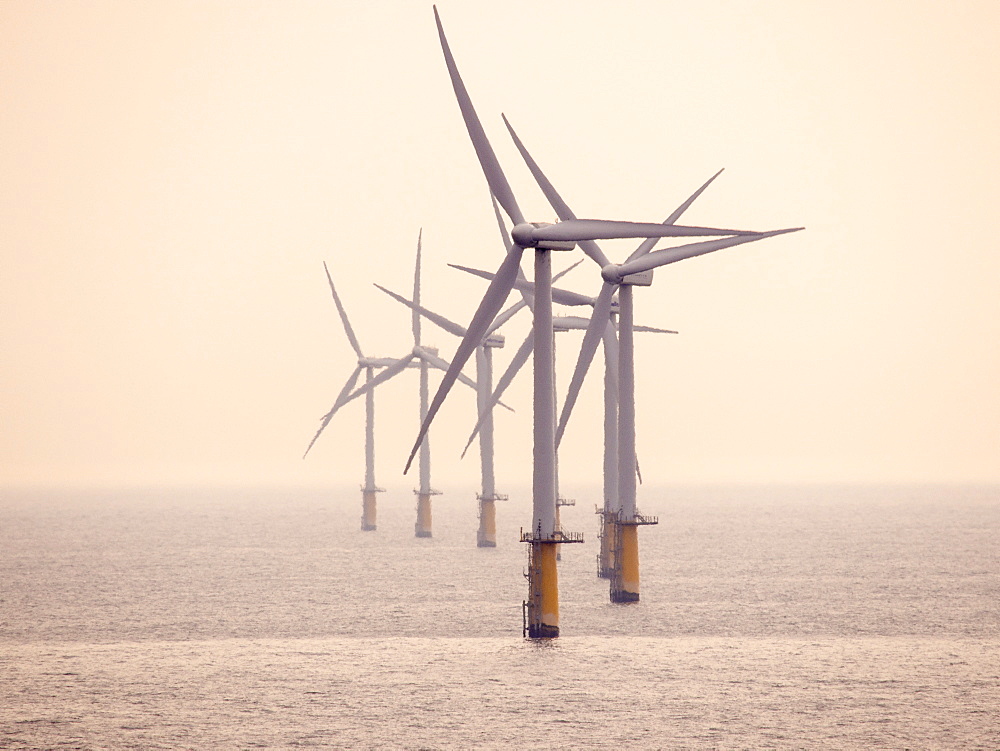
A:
[{"left": 1, "top": 484, "right": 997, "bottom": 749}]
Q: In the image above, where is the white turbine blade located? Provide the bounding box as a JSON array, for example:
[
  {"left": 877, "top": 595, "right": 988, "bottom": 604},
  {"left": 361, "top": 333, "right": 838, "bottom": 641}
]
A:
[
  {"left": 302, "top": 365, "right": 363, "bottom": 458},
  {"left": 490, "top": 192, "right": 535, "bottom": 311},
  {"left": 323, "top": 262, "right": 363, "bottom": 358},
  {"left": 552, "top": 315, "right": 593, "bottom": 330},
  {"left": 421, "top": 348, "right": 515, "bottom": 412},
  {"left": 556, "top": 282, "right": 615, "bottom": 448},
  {"left": 616, "top": 228, "right": 804, "bottom": 278},
  {"left": 434, "top": 7, "right": 524, "bottom": 226},
  {"left": 502, "top": 113, "right": 611, "bottom": 269},
  {"left": 625, "top": 168, "right": 725, "bottom": 264},
  {"left": 449, "top": 262, "right": 496, "bottom": 284},
  {"left": 412, "top": 229, "right": 422, "bottom": 345},
  {"left": 490, "top": 193, "right": 513, "bottom": 255},
  {"left": 461, "top": 330, "right": 533, "bottom": 458},
  {"left": 374, "top": 284, "right": 468, "bottom": 339},
  {"left": 449, "top": 263, "right": 594, "bottom": 307},
  {"left": 533, "top": 218, "right": 755, "bottom": 242},
  {"left": 634, "top": 324, "right": 678, "bottom": 334},
  {"left": 488, "top": 298, "right": 528, "bottom": 334},
  {"left": 405, "top": 245, "right": 525, "bottom": 474},
  {"left": 345, "top": 354, "right": 415, "bottom": 404}
]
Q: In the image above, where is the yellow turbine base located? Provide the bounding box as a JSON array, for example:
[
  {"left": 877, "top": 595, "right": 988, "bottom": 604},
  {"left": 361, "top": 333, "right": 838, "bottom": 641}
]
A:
[
  {"left": 477, "top": 499, "right": 497, "bottom": 547},
  {"left": 527, "top": 542, "right": 559, "bottom": 638},
  {"left": 415, "top": 493, "right": 432, "bottom": 538},
  {"left": 611, "top": 524, "right": 640, "bottom": 603},
  {"left": 361, "top": 491, "right": 377, "bottom": 531}
]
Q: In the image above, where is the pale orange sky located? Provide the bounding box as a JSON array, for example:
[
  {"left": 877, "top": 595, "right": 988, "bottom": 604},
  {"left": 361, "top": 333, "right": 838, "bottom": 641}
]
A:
[{"left": 2, "top": 1, "right": 998, "bottom": 489}]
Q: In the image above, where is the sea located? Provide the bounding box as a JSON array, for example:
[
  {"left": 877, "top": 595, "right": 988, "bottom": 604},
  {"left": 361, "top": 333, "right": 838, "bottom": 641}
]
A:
[{"left": 1, "top": 483, "right": 997, "bottom": 750}]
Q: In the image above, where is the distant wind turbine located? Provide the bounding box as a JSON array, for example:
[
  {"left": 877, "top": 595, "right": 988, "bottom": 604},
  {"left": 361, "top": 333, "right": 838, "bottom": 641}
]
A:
[
  {"left": 303, "top": 262, "right": 418, "bottom": 531},
  {"left": 345, "top": 230, "right": 491, "bottom": 538}
]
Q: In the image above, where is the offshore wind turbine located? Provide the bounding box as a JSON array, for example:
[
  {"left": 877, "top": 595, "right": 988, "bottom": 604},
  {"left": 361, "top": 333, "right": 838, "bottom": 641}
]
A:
[
  {"left": 373, "top": 282, "right": 510, "bottom": 547},
  {"left": 409, "top": 7, "right": 765, "bottom": 638},
  {"left": 452, "top": 266, "right": 675, "bottom": 576},
  {"left": 503, "top": 116, "right": 803, "bottom": 602},
  {"left": 377, "top": 247, "right": 581, "bottom": 546},
  {"left": 345, "top": 231, "right": 491, "bottom": 538},
  {"left": 303, "top": 262, "right": 417, "bottom": 531}
]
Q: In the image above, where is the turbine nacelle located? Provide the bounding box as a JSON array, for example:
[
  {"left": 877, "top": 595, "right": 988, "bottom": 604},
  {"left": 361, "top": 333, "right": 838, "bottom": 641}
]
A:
[
  {"left": 511, "top": 222, "right": 577, "bottom": 251},
  {"left": 601, "top": 264, "right": 654, "bottom": 287}
]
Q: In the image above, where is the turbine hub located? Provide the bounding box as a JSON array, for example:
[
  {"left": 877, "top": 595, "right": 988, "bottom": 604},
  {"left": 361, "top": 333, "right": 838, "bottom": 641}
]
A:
[
  {"left": 601, "top": 264, "right": 623, "bottom": 284},
  {"left": 510, "top": 222, "right": 538, "bottom": 248},
  {"left": 511, "top": 222, "right": 575, "bottom": 251}
]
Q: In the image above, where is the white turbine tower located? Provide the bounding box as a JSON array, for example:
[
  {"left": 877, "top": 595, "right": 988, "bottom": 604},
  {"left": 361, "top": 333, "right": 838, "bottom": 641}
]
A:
[
  {"left": 502, "top": 117, "right": 803, "bottom": 602},
  {"left": 304, "top": 262, "right": 418, "bottom": 531},
  {"left": 407, "top": 3, "right": 771, "bottom": 640}
]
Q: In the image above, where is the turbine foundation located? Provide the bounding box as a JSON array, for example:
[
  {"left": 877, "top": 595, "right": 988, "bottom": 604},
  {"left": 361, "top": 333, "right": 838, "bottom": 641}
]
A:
[
  {"left": 522, "top": 526, "right": 583, "bottom": 638},
  {"left": 361, "top": 489, "right": 380, "bottom": 531},
  {"left": 609, "top": 512, "right": 657, "bottom": 602},
  {"left": 476, "top": 493, "right": 507, "bottom": 548},
  {"left": 414, "top": 491, "right": 435, "bottom": 538}
]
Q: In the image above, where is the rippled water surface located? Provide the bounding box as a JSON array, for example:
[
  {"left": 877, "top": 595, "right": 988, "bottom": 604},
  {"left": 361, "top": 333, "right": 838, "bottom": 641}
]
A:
[{"left": 2, "top": 484, "right": 998, "bottom": 748}]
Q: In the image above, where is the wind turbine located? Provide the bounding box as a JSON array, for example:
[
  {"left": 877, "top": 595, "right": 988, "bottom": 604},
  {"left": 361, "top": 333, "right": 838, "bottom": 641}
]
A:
[
  {"left": 344, "top": 230, "right": 491, "bottom": 538},
  {"left": 407, "top": 5, "right": 767, "bottom": 638},
  {"left": 376, "top": 242, "right": 581, "bottom": 546},
  {"left": 373, "top": 282, "right": 510, "bottom": 547},
  {"left": 502, "top": 116, "right": 803, "bottom": 602},
  {"left": 452, "top": 267, "right": 675, "bottom": 574},
  {"left": 303, "top": 262, "right": 418, "bottom": 531}
]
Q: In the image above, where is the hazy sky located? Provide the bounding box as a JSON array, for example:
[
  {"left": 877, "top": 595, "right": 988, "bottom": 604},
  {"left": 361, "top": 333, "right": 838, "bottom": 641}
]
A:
[{"left": 2, "top": 1, "right": 998, "bottom": 490}]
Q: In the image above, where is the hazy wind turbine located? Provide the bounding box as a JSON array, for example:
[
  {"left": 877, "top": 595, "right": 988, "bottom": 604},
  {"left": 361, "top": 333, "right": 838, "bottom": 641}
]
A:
[
  {"left": 303, "top": 262, "right": 418, "bottom": 531},
  {"left": 373, "top": 281, "right": 513, "bottom": 547},
  {"left": 503, "top": 116, "right": 803, "bottom": 602},
  {"left": 346, "top": 230, "right": 489, "bottom": 538},
  {"left": 409, "top": 3, "right": 762, "bottom": 640}
]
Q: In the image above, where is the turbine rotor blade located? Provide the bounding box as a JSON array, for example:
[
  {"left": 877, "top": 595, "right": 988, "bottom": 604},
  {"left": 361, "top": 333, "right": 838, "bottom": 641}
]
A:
[
  {"left": 553, "top": 258, "right": 584, "bottom": 283},
  {"left": 625, "top": 168, "right": 726, "bottom": 264},
  {"left": 302, "top": 365, "right": 363, "bottom": 458},
  {"left": 634, "top": 324, "right": 678, "bottom": 334},
  {"left": 449, "top": 262, "right": 594, "bottom": 307},
  {"left": 503, "top": 113, "right": 611, "bottom": 268},
  {"left": 616, "top": 228, "right": 804, "bottom": 278},
  {"left": 461, "top": 331, "right": 533, "bottom": 458},
  {"left": 556, "top": 282, "right": 615, "bottom": 448},
  {"left": 344, "top": 354, "right": 415, "bottom": 404},
  {"left": 323, "top": 262, "right": 363, "bottom": 358},
  {"left": 490, "top": 192, "right": 534, "bottom": 309},
  {"left": 434, "top": 7, "right": 524, "bottom": 225},
  {"left": 488, "top": 298, "right": 528, "bottom": 334},
  {"left": 532, "top": 219, "right": 756, "bottom": 243},
  {"left": 374, "top": 284, "right": 467, "bottom": 339},
  {"left": 405, "top": 245, "right": 525, "bottom": 473},
  {"left": 413, "top": 229, "right": 422, "bottom": 345},
  {"left": 420, "top": 349, "right": 483, "bottom": 400}
]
